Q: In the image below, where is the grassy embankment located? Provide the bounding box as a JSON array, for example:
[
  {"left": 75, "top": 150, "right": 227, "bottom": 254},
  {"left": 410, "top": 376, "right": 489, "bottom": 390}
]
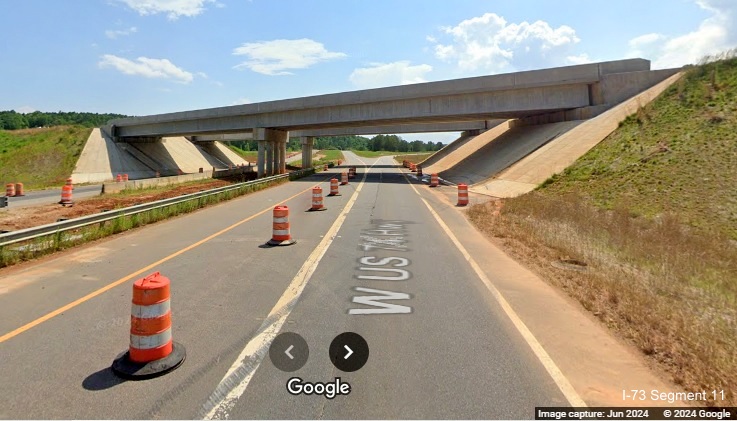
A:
[
  {"left": 351, "top": 150, "right": 398, "bottom": 158},
  {"left": 467, "top": 54, "right": 737, "bottom": 405},
  {"left": 0, "top": 126, "right": 90, "bottom": 190},
  {"left": 393, "top": 153, "right": 434, "bottom": 164},
  {"left": 227, "top": 146, "right": 259, "bottom": 162}
]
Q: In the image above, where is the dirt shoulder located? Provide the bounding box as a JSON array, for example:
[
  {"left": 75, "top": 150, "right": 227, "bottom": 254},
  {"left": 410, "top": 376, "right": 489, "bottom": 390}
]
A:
[
  {"left": 421, "top": 181, "right": 688, "bottom": 407},
  {"left": 0, "top": 180, "right": 231, "bottom": 231}
]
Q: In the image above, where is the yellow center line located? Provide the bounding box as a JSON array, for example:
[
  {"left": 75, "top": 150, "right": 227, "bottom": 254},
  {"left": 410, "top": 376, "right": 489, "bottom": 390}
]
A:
[{"left": 0, "top": 175, "right": 331, "bottom": 345}]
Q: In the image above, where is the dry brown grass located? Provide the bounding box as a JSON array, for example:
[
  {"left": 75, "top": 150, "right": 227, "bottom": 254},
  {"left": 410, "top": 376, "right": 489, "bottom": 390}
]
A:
[{"left": 467, "top": 193, "right": 737, "bottom": 405}]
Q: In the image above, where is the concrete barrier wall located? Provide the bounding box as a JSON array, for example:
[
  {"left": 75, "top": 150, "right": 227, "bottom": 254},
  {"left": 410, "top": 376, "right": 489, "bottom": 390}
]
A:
[
  {"left": 600, "top": 68, "right": 681, "bottom": 106},
  {"left": 72, "top": 129, "right": 156, "bottom": 184},
  {"left": 102, "top": 171, "right": 214, "bottom": 194}
]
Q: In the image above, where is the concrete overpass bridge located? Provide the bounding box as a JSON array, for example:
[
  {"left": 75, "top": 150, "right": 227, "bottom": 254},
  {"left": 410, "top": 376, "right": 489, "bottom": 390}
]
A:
[
  {"left": 105, "top": 58, "right": 677, "bottom": 177},
  {"left": 188, "top": 121, "right": 501, "bottom": 170}
]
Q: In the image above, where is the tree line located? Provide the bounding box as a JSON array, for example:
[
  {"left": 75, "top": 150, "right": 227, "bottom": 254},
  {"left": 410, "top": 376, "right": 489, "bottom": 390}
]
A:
[
  {"left": 0, "top": 110, "right": 129, "bottom": 130},
  {"left": 234, "top": 134, "right": 444, "bottom": 153}
]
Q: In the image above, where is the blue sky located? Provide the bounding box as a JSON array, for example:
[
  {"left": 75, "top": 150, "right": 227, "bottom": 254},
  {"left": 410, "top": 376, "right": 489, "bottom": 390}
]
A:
[{"left": 1, "top": 0, "right": 734, "bottom": 142}]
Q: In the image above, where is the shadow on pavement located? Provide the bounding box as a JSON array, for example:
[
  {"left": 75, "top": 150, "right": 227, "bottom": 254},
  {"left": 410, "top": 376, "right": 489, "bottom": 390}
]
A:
[{"left": 82, "top": 366, "right": 127, "bottom": 391}]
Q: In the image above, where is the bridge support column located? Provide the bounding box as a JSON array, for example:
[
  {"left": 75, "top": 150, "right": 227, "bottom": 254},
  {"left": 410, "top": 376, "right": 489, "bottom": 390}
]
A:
[
  {"left": 254, "top": 128, "right": 289, "bottom": 177},
  {"left": 278, "top": 138, "right": 287, "bottom": 174},
  {"left": 300, "top": 136, "right": 314, "bottom": 169},
  {"left": 257, "top": 141, "right": 266, "bottom": 177},
  {"left": 266, "top": 141, "right": 274, "bottom": 176}
]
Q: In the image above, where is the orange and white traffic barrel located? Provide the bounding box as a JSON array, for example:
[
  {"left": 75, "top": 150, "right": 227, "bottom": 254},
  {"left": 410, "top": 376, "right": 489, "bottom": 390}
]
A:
[
  {"left": 116, "top": 174, "right": 122, "bottom": 182},
  {"left": 14, "top": 183, "right": 24, "bottom": 196},
  {"left": 309, "top": 186, "right": 327, "bottom": 211},
  {"left": 410, "top": 163, "right": 416, "bottom": 172},
  {"left": 59, "top": 185, "right": 73, "bottom": 206},
  {"left": 111, "top": 271, "right": 186, "bottom": 380},
  {"left": 457, "top": 183, "right": 469, "bottom": 206},
  {"left": 341, "top": 171, "right": 348, "bottom": 185},
  {"left": 417, "top": 165, "right": 423, "bottom": 177},
  {"left": 328, "top": 178, "right": 340, "bottom": 196},
  {"left": 122, "top": 174, "right": 129, "bottom": 182},
  {"left": 267, "top": 205, "right": 296, "bottom": 246},
  {"left": 5, "top": 183, "right": 15, "bottom": 197},
  {"left": 430, "top": 173, "right": 439, "bottom": 187},
  {"left": 66, "top": 177, "right": 73, "bottom": 190}
]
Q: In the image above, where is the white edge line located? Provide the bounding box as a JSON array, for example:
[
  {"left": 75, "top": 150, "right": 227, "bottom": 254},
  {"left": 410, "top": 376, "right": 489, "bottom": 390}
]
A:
[
  {"left": 200, "top": 154, "right": 372, "bottom": 420},
  {"left": 402, "top": 172, "right": 587, "bottom": 408}
]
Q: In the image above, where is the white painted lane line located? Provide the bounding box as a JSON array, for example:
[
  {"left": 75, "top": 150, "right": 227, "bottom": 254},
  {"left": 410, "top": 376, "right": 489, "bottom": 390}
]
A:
[
  {"left": 200, "top": 155, "right": 372, "bottom": 420},
  {"left": 401, "top": 170, "right": 587, "bottom": 408}
]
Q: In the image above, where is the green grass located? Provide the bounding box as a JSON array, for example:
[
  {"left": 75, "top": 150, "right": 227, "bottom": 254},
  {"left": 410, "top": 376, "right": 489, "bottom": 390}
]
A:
[
  {"left": 0, "top": 126, "right": 91, "bottom": 190},
  {"left": 350, "top": 150, "right": 400, "bottom": 158},
  {"left": 227, "top": 146, "right": 258, "bottom": 162},
  {"left": 394, "top": 153, "right": 434, "bottom": 164},
  {"left": 0, "top": 168, "right": 316, "bottom": 268},
  {"left": 538, "top": 56, "right": 737, "bottom": 240},
  {"left": 316, "top": 149, "right": 344, "bottom": 161},
  {"left": 467, "top": 52, "right": 737, "bottom": 405}
]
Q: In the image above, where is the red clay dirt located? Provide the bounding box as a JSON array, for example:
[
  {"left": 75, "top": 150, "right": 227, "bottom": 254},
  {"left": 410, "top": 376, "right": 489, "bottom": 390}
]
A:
[{"left": 0, "top": 180, "right": 232, "bottom": 231}]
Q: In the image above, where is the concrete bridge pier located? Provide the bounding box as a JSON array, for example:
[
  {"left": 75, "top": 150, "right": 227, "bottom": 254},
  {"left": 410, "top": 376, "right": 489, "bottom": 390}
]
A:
[
  {"left": 254, "top": 128, "right": 288, "bottom": 177},
  {"left": 257, "top": 140, "right": 266, "bottom": 177},
  {"left": 300, "top": 136, "right": 314, "bottom": 169},
  {"left": 266, "top": 142, "right": 274, "bottom": 176},
  {"left": 277, "top": 139, "right": 286, "bottom": 174}
]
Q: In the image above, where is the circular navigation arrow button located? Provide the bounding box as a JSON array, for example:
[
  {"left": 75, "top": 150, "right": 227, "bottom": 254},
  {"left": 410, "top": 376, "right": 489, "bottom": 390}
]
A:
[
  {"left": 269, "top": 332, "right": 309, "bottom": 372},
  {"left": 329, "top": 332, "right": 369, "bottom": 372}
]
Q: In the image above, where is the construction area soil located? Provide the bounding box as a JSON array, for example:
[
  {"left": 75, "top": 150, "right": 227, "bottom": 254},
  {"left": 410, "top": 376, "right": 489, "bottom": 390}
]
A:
[{"left": 0, "top": 180, "right": 232, "bottom": 232}]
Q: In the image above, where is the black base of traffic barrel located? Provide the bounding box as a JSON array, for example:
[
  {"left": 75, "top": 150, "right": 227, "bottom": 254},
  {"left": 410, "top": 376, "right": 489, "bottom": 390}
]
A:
[
  {"left": 306, "top": 208, "right": 328, "bottom": 212},
  {"left": 266, "top": 239, "right": 296, "bottom": 247},
  {"left": 111, "top": 342, "right": 186, "bottom": 380}
]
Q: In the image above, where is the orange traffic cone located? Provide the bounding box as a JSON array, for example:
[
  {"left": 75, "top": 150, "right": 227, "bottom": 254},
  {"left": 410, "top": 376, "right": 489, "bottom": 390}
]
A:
[{"left": 111, "top": 272, "right": 186, "bottom": 380}]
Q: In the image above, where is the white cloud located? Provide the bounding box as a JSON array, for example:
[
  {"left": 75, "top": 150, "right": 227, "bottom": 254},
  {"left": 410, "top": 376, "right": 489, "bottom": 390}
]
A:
[
  {"left": 232, "top": 39, "right": 346, "bottom": 75},
  {"left": 629, "top": 33, "right": 665, "bottom": 48},
  {"left": 116, "top": 0, "right": 216, "bottom": 20},
  {"left": 431, "top": 12, "right": 582, "bottom": 74},
  {"left": 629, "top": 0, "right": 735, "bottom": 68},
  {"left": 566, "top": 53, "right": 592, "bottom": 65},
  {"left": 231, "top": 97, "right": 251, "bottom": 105},
  {"left": 16, "top": 106, "right": 36, "bottom": 114},
  {"left": 105, "top": 26, "right": 137, "bottom": 39},
  {"left": 349, "top": 61, "right": 433, "bottom": 89},
  {"left": 98, "top": 54, "right": 194, "bottom": 83},
  {"left": 196, "top": 71, "right": 208, "bottom": 79}
]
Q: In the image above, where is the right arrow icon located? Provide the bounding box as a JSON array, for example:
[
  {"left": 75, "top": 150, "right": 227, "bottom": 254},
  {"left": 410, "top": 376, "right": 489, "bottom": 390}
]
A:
[{"left": 329, "top": 332, "right": 369, "bottom": 372}]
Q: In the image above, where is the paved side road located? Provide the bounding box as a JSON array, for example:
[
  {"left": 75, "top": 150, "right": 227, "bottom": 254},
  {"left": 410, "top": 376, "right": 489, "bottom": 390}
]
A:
[
  {"left": 3, "top": 184, "right": 102, "bottom": 209},
  {"left": 0, "top": 153, "right": 568, "bottom": 419}
]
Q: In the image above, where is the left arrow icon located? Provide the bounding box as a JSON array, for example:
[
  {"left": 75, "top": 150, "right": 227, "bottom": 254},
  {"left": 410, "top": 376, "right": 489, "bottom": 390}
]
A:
[{"left": 285, "top": 345, "right": 295, "bottom": 360}]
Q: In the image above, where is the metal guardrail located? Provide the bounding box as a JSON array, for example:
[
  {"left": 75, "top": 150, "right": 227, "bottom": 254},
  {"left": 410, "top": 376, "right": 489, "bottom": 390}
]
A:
[{"left": 0, "top": 170, "right": 312, "bottom": 248}]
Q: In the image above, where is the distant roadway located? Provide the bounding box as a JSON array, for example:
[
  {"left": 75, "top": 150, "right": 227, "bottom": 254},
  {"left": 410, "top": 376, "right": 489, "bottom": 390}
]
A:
[
  {"left": 4, "top": 184, "right": 103, "bottom": 209},
  {"left": 0, "top": 152, "right": 573, "bottom": 419}
]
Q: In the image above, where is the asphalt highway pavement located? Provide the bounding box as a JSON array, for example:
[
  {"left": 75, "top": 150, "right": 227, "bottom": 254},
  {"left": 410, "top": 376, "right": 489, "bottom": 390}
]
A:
[{"left": 0, "top": 152, "right": 569, "bottom": 419}]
